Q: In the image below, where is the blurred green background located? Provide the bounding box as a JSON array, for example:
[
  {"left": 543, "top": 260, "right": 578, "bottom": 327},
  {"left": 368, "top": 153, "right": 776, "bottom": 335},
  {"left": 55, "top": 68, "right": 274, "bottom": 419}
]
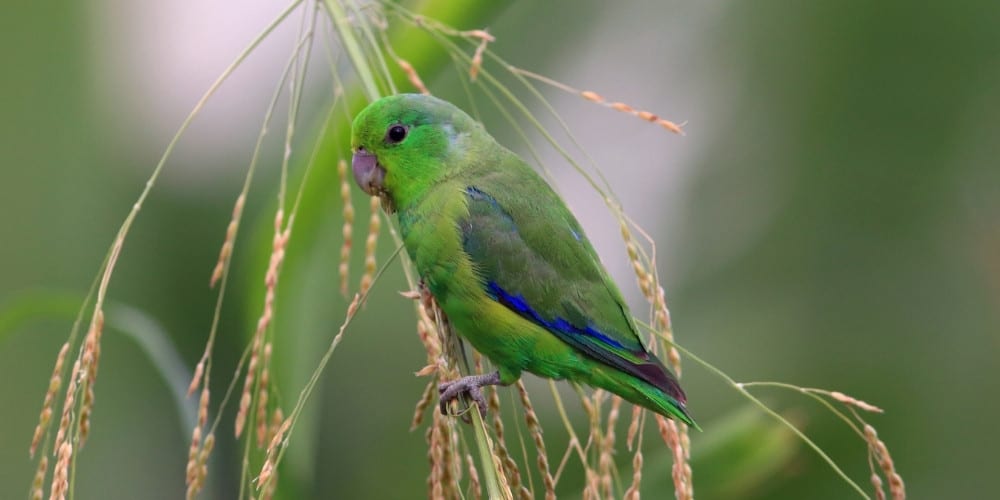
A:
[{"left": 2, "top": 0, "right": 998, "bottom": 498}]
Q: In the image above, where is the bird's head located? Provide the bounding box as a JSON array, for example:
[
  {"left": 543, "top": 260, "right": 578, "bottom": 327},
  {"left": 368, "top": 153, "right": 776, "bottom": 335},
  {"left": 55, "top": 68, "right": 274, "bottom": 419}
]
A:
[{"left": 350, "top": 93, "right": 481, "bottom": 212}]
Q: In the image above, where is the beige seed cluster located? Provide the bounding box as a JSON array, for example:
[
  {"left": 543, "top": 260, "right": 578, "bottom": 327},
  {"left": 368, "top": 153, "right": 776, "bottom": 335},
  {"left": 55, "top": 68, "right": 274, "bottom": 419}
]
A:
[
  {"left": 598, "top": 396, "right": 623, "bottom": 498},
  {"left": 337, "top": 159, "right": 354, "bottom": 296},
  {"left": 409, "top": 380, "right": 436, "bottom": 431},
  {"left": 864, "top": 424, "right": 905, "bottom": 500},
  {"left": 210, "top": 194, "right": 245, "bottom": 288},
  {"left": 256, "top": 343, "right": 273, "bottom": 447},
  {"left": 427, "top": 411, "right": 462, "bottom": 499},
  {"left": 410, "top": 291, "right": 446, "bottom": 429},
  {"left": 509, "top": 66, "right": 685, "bottom": 135},
  {"left": 187, "top": 360, "right": 205, "bottom": 398},
  {"left": 464, "top": 29, "right": 495, "bottom": 81},
  {"left": 185, "top": 387, "right": 213, "bottom": 500},
  {"left": 623, "top": 445, "right": 644, "bottom": 500},
  {"left": 185, "top": 422, "right": 201, "bottom": 490},
  {"left": 236, "top": 359, "right": 256, "bottom": 437},
  {"left": 872, "top": 472, "right": 886, "bottom": 500},
  {"left": 359, "top": 197, "right": 381, "bottom": 296},
  {"left": 30, "top": 342, "right": 70, "bottom": 458},
  {"left": 424, "top": 415, "right": 440, "bottom": 499},
  {"left": 50, "top": 442, "right": 72, "bottom": 500},
  {"left": 30, "top": 456, "right": 47, "bottom": 500},
  {"left": 258, "top": 412, "right": 290, "bottom": 494},
  {"left": 237, "top": 209, "right": 292, "bottom": 438},
  {"left": 395, "top": 58, "right": 430, "bottom": 95},
  {"left": 517, "top": 381, "right": 556, "bottom": 500},
  {"left": 626, "top": 404, "right": 642, "bottom": 451},
  {"left": 52, "top": 359, "right": 80, "bottom": 461},
  {"left": 832, "top": 390, "right": 884, "bottom": 413},
  {"left": 580, "top": 90, "right": 685, "bottom": 135},
  {"left": 657, "top": 415, "right": 692, "bottom": 500},
  {"left": 584, "top": 468, "right": 600, "bottom": 500},
  {"left": 185, "top": 429, "right": 214, "bottom": 499},
  {"left": 77, "top": 308, "right": 105, "bottom": 448}
]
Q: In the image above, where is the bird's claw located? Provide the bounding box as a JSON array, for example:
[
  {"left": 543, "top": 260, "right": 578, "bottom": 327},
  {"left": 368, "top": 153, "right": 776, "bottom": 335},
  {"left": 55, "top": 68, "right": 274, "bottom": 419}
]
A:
[
  {"left": 438, "top": 382, "right": 486, "bottom": 423},
  {"left": 438, "top": 371, "right": 501, "bottom": 422}
]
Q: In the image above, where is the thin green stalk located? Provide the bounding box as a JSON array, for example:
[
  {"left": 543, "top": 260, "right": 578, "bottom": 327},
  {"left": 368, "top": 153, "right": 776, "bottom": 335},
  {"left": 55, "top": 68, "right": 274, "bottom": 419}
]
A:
[
  {"left": 739, "top": 381, "right": 868, "bottom": 440},
  {"left": 670, "top": 342, "right": 871, "bottom": 499},
  {"left": 324, "top": 0, "right": 380, "bottom": 100},
  {"left": 347, "top": 0, "right": 397, "bottom": 95},
  {"left": 470, "top": 407, "right": 506, "bottom": 500},
  {"left": 547, "top": 380, "right": 590, "bottom": 468}
]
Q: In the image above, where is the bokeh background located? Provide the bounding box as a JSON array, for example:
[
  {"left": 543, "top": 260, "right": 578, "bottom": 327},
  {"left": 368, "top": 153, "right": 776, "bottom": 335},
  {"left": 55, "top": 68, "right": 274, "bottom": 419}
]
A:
[{"left": 2, "top": 0, "right": 998, "bottom": 498}]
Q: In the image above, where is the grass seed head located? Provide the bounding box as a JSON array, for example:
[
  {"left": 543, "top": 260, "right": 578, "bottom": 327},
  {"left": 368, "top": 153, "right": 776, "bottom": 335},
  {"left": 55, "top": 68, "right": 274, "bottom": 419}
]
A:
[
  {"left": 832, "top": 391, "right": 884, "bottom": 413},
  {"left": 210, "top": 194, "right": 245, "bottom": 288},
  {"left": 53, "top": 359, "right": 80, "bottom": 455},
  {"left": 359, "top": 197, "right": 381, "bottom": 295},
  {"left": 186, "top": 426, "right": 202, "bottom": 487},
  {"left": 337, "top": 159, "right": 354, "bottom": 296},
  {"left": 864, "top": 424, "right": 905, "bottom": 500},
  {"left": 624, "top": 446, "right": 644, "bottom": 500},
  {"left": 517, "top": 381, "right": 555, "bottom": 499},
  {"left": 187, "top": 360, "right": 205, "bottom": 398},
  {"left": 30, "top": 342, "right": 69, "bottom": 457},
  {"left": 31, "top": 456, "right": 48, "bottom": 500},
  {"left": 871, "top": 472, "right": 886, "bottom": 500},
  {"left": 657, "top": 415, "right": 692, "bottom": 500},
  {"left": 50, "top": 442, "right": 72, "bottom": 500},
  {"left": 256, "top": 343, "right": 273, "bottom": 447},
  {"left": 396, "top": 58, "right": 430, "bottom": 95}
]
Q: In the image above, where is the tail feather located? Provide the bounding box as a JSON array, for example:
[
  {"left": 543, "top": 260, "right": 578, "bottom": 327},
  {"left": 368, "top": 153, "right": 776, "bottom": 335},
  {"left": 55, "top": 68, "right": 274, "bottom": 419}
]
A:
[
  {"left": 587, "top": 362, "right": 699, "bottom": 429},
  {"left": 634, "top": 378, "right": 699, "bottom": 429}
]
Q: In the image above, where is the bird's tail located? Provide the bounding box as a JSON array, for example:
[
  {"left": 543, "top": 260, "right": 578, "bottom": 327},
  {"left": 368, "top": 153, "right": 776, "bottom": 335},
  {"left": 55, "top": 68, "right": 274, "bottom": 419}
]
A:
[
  {"left": 587, "top": 363, "right": 699, "bottom": 430},
  {"left": 632, "top": 377, "right": 699, "bottom": 430}
]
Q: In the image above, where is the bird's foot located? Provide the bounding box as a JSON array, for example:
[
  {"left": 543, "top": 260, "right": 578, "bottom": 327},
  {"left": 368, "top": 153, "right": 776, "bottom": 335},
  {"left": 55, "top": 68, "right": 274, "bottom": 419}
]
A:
[{"left": 438, "top": 371, "right": 502, "bottom": 420}]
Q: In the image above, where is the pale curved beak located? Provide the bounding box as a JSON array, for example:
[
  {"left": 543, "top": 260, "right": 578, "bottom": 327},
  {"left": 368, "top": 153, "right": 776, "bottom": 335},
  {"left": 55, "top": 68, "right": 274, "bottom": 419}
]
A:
[{"left": 352, "top": 149, "right": 385, "bottom": 196}]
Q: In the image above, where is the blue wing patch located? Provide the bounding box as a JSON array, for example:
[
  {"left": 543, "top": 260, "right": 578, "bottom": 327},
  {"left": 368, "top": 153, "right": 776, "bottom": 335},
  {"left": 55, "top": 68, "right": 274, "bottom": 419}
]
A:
[{"left": 487, "top": 281, "right": 625, "bottom": 349}]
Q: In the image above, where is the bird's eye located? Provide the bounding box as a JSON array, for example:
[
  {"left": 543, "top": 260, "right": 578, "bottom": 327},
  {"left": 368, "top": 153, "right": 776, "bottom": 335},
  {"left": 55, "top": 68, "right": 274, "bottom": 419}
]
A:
[{"left": 386, "top": 124, "right": 408, "bottom": 144}]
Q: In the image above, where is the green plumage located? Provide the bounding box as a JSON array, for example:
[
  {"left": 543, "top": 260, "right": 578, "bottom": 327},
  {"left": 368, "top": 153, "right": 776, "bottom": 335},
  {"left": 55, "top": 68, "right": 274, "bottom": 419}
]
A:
[{"left": 350, "top": 94, "right": 694, "bottom": 427}]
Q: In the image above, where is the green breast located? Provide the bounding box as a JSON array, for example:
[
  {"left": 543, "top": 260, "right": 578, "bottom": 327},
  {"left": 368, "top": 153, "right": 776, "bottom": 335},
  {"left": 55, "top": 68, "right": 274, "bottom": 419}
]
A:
[{"left": 397, "top": 184, "right": 474, "bottom": 303}]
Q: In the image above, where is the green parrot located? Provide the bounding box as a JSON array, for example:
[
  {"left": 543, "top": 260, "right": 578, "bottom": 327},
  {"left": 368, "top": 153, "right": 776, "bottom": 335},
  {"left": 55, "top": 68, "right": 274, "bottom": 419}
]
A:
[{"left": 350, "top": 94, "right": 695, "bottom": 427}]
